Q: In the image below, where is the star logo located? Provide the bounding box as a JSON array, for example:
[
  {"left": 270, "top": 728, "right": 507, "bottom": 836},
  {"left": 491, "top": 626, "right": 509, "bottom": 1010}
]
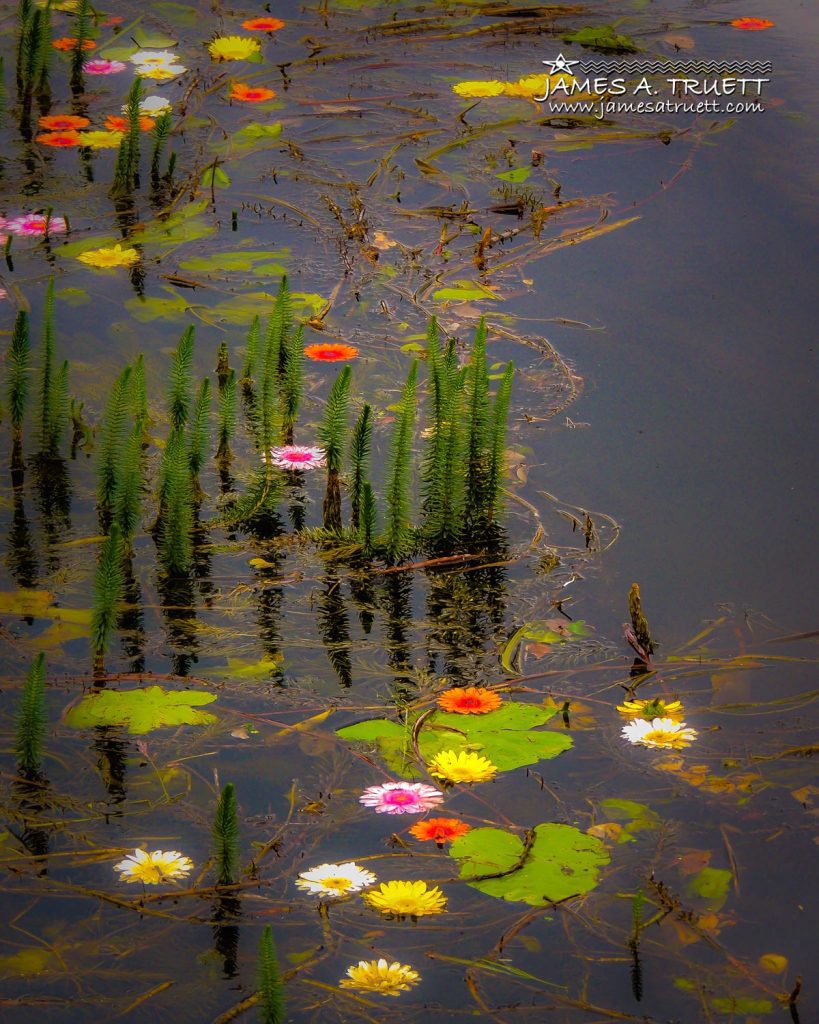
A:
[{"left": 542, "top": 53, "right": 580, "bottom": 76}]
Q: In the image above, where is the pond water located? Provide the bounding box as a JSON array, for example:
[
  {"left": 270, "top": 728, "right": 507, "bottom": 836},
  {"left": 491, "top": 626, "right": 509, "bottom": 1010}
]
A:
[{"left": 1, "top": 0, "right": 816, "bottom": 1021}]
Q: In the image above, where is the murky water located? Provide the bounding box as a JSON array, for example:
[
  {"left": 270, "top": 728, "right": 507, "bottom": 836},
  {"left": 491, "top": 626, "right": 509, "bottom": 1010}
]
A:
[{"left": 1, "top": 0, "right": 816, "bottom": 1021}]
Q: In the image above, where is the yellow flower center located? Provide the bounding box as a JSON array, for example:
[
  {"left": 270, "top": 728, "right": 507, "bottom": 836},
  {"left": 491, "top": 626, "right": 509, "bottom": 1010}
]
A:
[{"left": 321, "top": 876, "right": 352, "bottom": 892}]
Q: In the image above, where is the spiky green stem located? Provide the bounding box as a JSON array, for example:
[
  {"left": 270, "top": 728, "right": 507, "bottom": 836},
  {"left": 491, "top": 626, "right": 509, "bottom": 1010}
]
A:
[
  {"left": 15, "top": 652, "right": 46, "bottom": 773},
  {"left": 213, "top": 782, "right": 239, "bottom": 885}
]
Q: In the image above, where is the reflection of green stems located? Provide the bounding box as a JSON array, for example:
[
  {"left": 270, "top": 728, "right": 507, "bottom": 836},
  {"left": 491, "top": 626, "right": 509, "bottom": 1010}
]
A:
[
  {"left": 6, "top": 310, "right": 31, "bottom": 449},
  {"left": 39, "top": 279, "right": 69, "bottom": 455},
  {"left": 257, "top": 925, "right": 285, "bottom": 1024},
  {"left": 91, "top": 525, "right": 124, "bottom": 675},
  {"left": 70, "top": 0, "right": 90, "bottom": 91},
  {"left": 149, "top": 111, "right": 171, "bottom": 181}
]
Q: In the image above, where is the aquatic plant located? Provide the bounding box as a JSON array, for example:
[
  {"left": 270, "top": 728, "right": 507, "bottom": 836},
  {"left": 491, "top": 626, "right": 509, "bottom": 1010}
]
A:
[
  {"left": 212, "top": 782, "right": 239, "bottom": 885},
  {"left": 149, "top": 111, "right": 171, "bottom": 182},
  {"left": 437, "top": 686, "right": 502, "bottom": 714},
  {"left": 158, "top": 428, "right": 193, "bottom": 575},
  {"left": 91, "top": 524, "right": 125, "bottom": 673},
  {"left": 421, "top": 319, "right": 462, "bottom": 547},
  {"left": 188, "top": 378, "right": 211, "bottom": 484},
  {"left": 131, "top": 353, "right": 148, "bottom": 424},
  {"left": 112, "top": 420, "right": 145, "bottom": 544},
  {"left": 15, "top": 0, "right": 51, "bottom": 107},
  {"left": 364, "top": 880, "right": 447, "bottom": 918},
  {"left": 113, "top": 849, "right": 194, "bottom": 884},
  {"left": 6, "top": 310, "right": 31, "bottom": 448},
  {"left": 427, "top": 749, "right": 498, "bottom": 783},
  {"left": 296, "top": 862, "right": 376, "bottom": 898},
  {"left": 383, "top": 361, "right": 417, "bottom": 562},
  {"left": 111, "top": 77, "right": 143, "bottom": 194},
  {"left": 15, "top": 652, "right": 46, "bottom": 773},
  {"left": 257, "top": 925, "right": 285, "bottom": 1024},
  {"left": 486, "top": 360, "right": 514, "bottom": 521},
  {"left": 168, "top": 326, "right": 195, "bottom": 430},
  {"left": 208, "top": 36, "right": 261, "bottom": 62},
  {"left": 216, "top": 368, "right": 237, "bottom": 463},
  {"left": 69, "top": 0, "right": 91, "bottom": 91},
  {"left": 628, "top": 582, "right": 654, "bottom": 657},
  {"left": 280, "top": 322, "right": 304, "bottom": 445},
  {"left": 359, "top": 781, "right": 443, "bottom": 814},
  {"left": 38, "top": 279, "right": 69, "bottom": 455},
  {"left": 621, "top": 717, "right": 698, "bottom": 749},
  {"left": 463, "top": 318, "right": 490, "bottom": 525},
  {"left": 318, "top": 365, "right": 352, "bottom": 532},
  {"left": 348, "top": 403, "right": 372, "bottom": 532},
  {"left": 241, "top": 314, "right": 261, "bottom": 390},
  {"left": 358, "top": 481, "right": 377, "bottom": 555},
  {"left": 339, "top": 959, "right": 420, "bottom": 997},
  {"left": 96, "top": 365, "right": 133, "bottom": 521}
]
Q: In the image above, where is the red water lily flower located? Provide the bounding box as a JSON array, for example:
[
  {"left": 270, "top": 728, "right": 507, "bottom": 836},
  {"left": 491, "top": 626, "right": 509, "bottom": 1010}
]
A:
[
  {"left": 242, "top": 17, "right": 285, "bottom": 31},
  {"left": 35, "top": 130, "right": 82, "bottom": 147},
  {"left": 730, "top": 17, "right": 775, "bottom": 30},
  {"left": 304, "top": 342, "right": 359, "bottom": 361},
  {"left": 437, "top": 686, "right": 502, "bottom": 714},
  {"left": 409, "top": 818, "right": 471, "bottom": 848},
  {"left": 229, "top": 83, "right": 277, "bottom": 102},
  {"left": 53, "top": 37, "right": 96, "bottom": 51},
  {"left": 38, "top": 114, "right": 90, "bottom": 130}
]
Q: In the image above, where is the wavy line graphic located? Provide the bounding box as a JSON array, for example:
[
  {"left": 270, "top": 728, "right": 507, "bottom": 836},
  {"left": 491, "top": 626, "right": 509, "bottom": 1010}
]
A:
[{"left": 577, "top": 61, "right": 772, "bottom": 75}]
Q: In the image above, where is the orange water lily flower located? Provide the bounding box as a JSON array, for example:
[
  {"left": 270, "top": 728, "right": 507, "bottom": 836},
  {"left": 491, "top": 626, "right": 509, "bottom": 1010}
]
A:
[
  {"left": 304, "top": 342, "right": 358, "bottom": 361},
  {"left": 35, "top": 130, "right": 82, "bottom": 147},
  {"left": 409, "top": 818, "right": 471, "bottom": 847},
  {"left": 437, "top": 686, "right": 502, "bottom": 714},
  {"left": 730, "top": 17, "right": 774, "bottom": 30},
  {"left": 229, "top": 82, "right": 277, "bottom": 102},
  {"left": 242, "top": 17, "right": 285, "bottom": 31},
  {"left": 38, "top": 114, "right": 90, "bottom": 130},
  {"left": 52, "top": 37, "right": 96, "bottom": 51},
  {"left": 104, "top": 114, "right": 156, "bottom": 132}
]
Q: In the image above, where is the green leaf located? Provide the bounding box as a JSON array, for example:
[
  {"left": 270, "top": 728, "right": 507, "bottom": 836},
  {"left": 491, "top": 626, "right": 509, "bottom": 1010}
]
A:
[
  {"left": 201, "top": 166, "right": 231, "bottom": 189},
  {"left": 598, "top": 798, "right": 660, "bottom": 842},
  {"left": 132, "top": 26, "right": 178, "bottom": 47},
  {"left": 229, "top": 122, "right": 283, "bottom": 152},
  {"left": 562, "top": 25, "right": 638, "bottom": 52},
  {"left": 179, "top": 250, "right": 289, "bottom": 275},
  {"left": 710, "top": 997, "right": 772, "bottom": 1015},
  {"left": 337, "top": 702, "right": 571, "bottom": 776},
  {"left": 64, "top": 686, "right": 217, "bottom": 734},
  {"left": 152, "top": 2, "right": 198, "bottom": 25},
  {"left": 688, "top": 867, "right": 732, "bottom": 902},
  {"left": 128, "top": 201, "right": 216, "bottom": 248},
  {"left": 433, "top": 280, "right": 499, "bottom": 302},
  {"left": 496, "top": 167, "right": 531, "bottom": 183},
  {"left": 125, "top": 289, "right": 194, "bottom": 323},
  {"left": 450, "top": 823, "right": 609, "bottom": 904}
]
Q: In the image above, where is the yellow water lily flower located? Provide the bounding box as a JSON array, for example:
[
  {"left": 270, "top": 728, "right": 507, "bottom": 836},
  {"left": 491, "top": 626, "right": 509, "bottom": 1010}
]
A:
[
  {"left": 78, "top": 130, "right": 124, "bottom": 149},
  {"left": 208, "top": 35, "right": 261, "bottom": 61},
  {"left": 137, "top": 65, "right": 187, "bottom": 81},
  {"left": 114, "top": 848, "right": 193, "bottom": 883},
  {"left": 452, "top": 79, "right": 506, "bottom": 99},
  {"left": 427, "top": 749, "right": 497, "bottom": 783},
  {"left": 616, "top": 698, "right": 685, "bottom": 721},
  {"left": 364, "top": 880, "right": 447, "bottom": 918},
  {"left": 77, "top": 244, "right": 140, "bottom": 269},
  {"left": 504, "top": 73, "right": 575, "bottom": 99},
  {"left": 339, "top": 959, "right": 420, "bottom": 996}
]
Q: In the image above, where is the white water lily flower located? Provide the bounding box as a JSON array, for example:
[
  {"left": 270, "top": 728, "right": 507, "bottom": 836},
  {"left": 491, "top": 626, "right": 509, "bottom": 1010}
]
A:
[
  {"left": 621, "top": 716, "right": 698, "bottom": 749},
  {"left": 129, "top": 50, "right": 179, "bottom": 68},
  {"left": 114, "top": 848, "right": 194, "bottom": 884},
  {"left": 296, "top": 861, "right": 377, "bottom": 898},
  {"left": 134, "top": 95, "right": 172, "bottom": 116}
]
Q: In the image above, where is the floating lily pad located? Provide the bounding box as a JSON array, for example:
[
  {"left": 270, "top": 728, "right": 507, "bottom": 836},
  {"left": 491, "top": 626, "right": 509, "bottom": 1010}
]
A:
[
  {"left": 688, "top": 866, "right": 732, "bottom": 903},
  {"left": 562, "top": 25, "right": 638, "bottom": 53},
  {"left": 337, "top": 701, "right": 572, "bottom": 777},
  {"left": 450, "top": 823, "right": 609, "bottom": 904},
  {"left": 433, "top": 280, "right": 499, "bottom": 302},
  {"left": 496, "top": 167, "right": 531, "bottom": 183},
  {"left": 598, "top": 798, "right": 660, "bottom": 842},
  {"left": 64, "top": 686, "right": 217, "bottom": 734},
  {"left": 179, "top": 250, "right": 289, "bottom": 276}
]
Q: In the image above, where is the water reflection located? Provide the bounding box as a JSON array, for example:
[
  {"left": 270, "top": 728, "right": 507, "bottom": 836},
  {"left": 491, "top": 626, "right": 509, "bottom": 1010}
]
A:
[
  {"left": 31, "top": 454, "right": 72, "bottom": 573},
  {"left": 6, "top": 488, "right": 39, "bottom": 597},
  {"left": 316, "top": 572, "right": 352, "bottom": 688},
  {"left": 211, "top": 895, "right": 242, "bottom": 979}
]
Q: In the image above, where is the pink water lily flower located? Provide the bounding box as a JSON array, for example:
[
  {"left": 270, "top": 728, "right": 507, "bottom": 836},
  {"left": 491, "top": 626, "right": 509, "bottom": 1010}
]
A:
[
  {"left": 359, "top": 782, "right": 444, "bottom": 814},
  {"left": 83, "top": 58, "right": 127, "bottom": 74},
  {"left": 267, "top": 445, "right": 327, "bottom": 470},
  {"left": 6, "top": 213, "right": 68, "bottom": 236}
]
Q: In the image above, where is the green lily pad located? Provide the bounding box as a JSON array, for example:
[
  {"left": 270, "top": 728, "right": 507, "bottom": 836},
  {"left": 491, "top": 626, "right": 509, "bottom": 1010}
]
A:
[
  {"left": 179, "top": 249, "right": 289, "bottom": 276},
  {"left": 337, "top": 701, "right": 572, "bottom": 777},
  {"left": 562, "top": 25, "right": 638, "bottom": 53},
  {"left": 128, "top": 200, "right": 216, "bottom": 248},
  {"left": 227, "top": 121, "right": 283, "bottom": 153},
  {"left": 64, "top": 685, "right": 217, "bottom": 734},
  {"left": 688, "top": 867, "right": 732, "bottom": 903},
  {"left": 496, "top": 167, "right": 531, "bottom": 183},
  {"left": 500, "top": 620, "right": 591, "bottom": 673},
  {"left": 598, "top": 798, "right": 660, "bottom": 842},
  {"left": 450, "top": 823, "right": 609, "bottom": 904},
  {"left": 201, "top": 166, "right": 231, "bottom": 190},
  {"left": 433, "top": 280, "right": 499, "bottom": 302}
]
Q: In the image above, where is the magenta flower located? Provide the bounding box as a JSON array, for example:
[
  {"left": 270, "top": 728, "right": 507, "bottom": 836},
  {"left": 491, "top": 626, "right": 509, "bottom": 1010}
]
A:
[
  {"left": 359, "top": 782, "right": 444, "bottom": 815},
  {"left": 6, "top": 214, "right": 68, "bottom": 236},
  {"left": 83, "top": 59, "right": 127, "bottom": 74},
  {"left": 267, "top": 445, "right": 327, "bottom": 470}
]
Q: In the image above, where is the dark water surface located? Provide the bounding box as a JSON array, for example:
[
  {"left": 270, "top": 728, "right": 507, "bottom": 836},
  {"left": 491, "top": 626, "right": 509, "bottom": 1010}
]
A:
[{"left": 0, "top": 0, "right": 816, "bottom": 1021}]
